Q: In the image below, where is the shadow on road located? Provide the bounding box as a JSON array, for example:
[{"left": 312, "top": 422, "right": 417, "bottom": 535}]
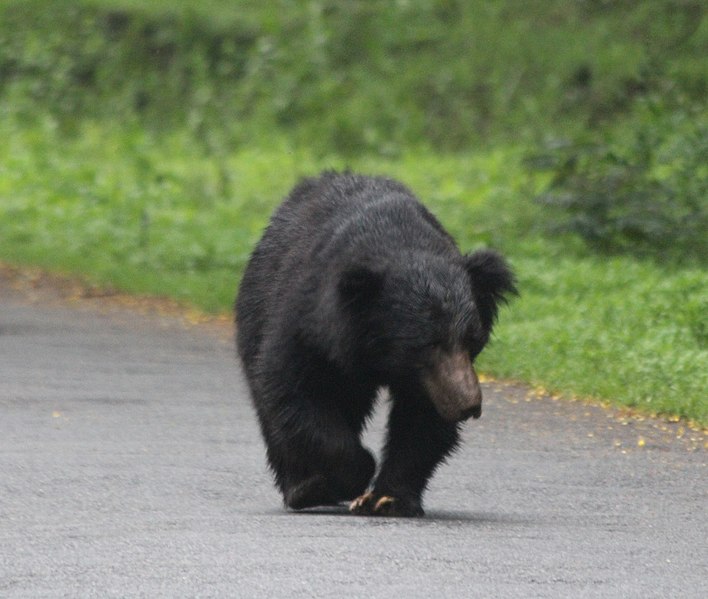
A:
[{"left": 269, "top": 505, "right": 532, "bottom": 526}]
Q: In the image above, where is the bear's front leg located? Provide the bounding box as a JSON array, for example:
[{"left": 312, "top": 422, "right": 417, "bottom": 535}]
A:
[{"left": 349, "top": 388, "right": 460, "bottom": 517}]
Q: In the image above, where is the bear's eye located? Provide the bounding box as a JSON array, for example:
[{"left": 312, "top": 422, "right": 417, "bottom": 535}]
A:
[{"left": 412, "top": 342, "right": 439, "bottom": 368}]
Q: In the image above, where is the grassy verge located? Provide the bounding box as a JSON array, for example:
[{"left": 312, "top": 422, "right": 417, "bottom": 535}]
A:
[{"left": 1, "top": 116, "right": 705, "bottom": 425}]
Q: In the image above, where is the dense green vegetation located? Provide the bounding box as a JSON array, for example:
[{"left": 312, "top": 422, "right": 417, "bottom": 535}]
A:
[
  {"left": 1, "top": 1, "right": 706, "bottom": 424},
  {"left": 2, "top": 0, "right": 705, "bottom": 152}
]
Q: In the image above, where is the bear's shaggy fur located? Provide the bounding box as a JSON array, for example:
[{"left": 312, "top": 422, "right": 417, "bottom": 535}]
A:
[{"left": 236, "top": 172, "right": 516, "bottom": 516}]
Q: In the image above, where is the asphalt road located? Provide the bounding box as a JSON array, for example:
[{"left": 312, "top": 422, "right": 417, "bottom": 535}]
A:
[{"left": 1, "top": 273, "right": 706, "bottom": 598}]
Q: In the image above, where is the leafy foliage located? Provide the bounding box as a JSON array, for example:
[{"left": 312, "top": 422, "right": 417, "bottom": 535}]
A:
[
  {"left": 533, "top": 104, "right": 707, "bottom": 262},
  {"left": 1, "top": 0, "right": 706, "bottom": 154}
]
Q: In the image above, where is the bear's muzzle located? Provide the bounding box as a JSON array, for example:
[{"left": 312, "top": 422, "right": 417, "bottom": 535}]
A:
[{"left": 422, "top": 349, "right": 483, "bottom": 422}]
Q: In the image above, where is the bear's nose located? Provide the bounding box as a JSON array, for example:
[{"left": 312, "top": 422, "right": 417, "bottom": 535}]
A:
[
  {"left": 422, "top": 349, "right": 484, "bottom": 422},
  {"left": 459, "top": 404, "right": 482, "bottom": 421}
]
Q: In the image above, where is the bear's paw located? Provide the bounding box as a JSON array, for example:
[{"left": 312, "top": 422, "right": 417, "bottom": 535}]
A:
[{"left": 349, "top": 491, "right": 424, "bottom": 517}]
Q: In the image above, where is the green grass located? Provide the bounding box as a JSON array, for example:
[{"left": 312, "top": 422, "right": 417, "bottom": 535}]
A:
[
  {"left": 484, "top": 252, "right": 707, "bottom": 422},
  {"left": 0, "top": 0, "right": 706, "bottom": 425}
]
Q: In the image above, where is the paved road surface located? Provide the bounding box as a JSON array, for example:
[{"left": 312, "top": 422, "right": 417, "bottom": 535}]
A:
[{"left": 1, "top": 273, "right": 706, "bottom": 598}]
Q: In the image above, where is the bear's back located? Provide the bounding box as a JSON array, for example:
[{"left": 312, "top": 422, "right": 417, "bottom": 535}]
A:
[
  {"left": 278, "top": 172, "right": 452, "bottom": 263},
  {"left": 236, "top": 172, "right": 456, "bottom": 369}
]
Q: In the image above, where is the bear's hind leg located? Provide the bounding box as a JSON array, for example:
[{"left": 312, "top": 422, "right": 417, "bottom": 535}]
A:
[
  {"left": 256, "top": 345, "right": 378, "bottom": 511},
  {"left": 281, "top": 441, "right": 375, "bottom": 510},
  {"left": 268, "top": 408, "right": 375, "bottom": 511},
  {"left": 284, "top": 474, "right": 338, "bottom": 510},
  {"left": 282, "top": 442, "right": 375, "bottom": 510}
]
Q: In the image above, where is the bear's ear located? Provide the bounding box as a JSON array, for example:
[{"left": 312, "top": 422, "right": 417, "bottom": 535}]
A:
[
  {"left": 338, "top": 265, "right": 384, "bottom": 306},
  {"left": 463, "top": 249, "right": 518, "bottom": 330}
]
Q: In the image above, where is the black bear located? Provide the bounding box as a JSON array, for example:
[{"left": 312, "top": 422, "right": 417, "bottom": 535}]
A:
[{"left": 236, "top": 172, "right": 516, "bottom": 517}]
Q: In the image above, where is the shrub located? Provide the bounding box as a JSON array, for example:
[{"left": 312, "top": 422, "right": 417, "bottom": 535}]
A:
[
  {"left": 532, "top": 105, "right": 707, "bottom": 263},
  {"left": 2, "top": 0, "right": 706, "bottom": 155}
]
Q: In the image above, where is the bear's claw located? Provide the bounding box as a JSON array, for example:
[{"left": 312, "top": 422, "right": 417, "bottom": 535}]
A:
[
  {"left": 349, "top": 492, "right": 423, "bottom": 517},
  {"left": 348, "top": 491, "right": 375, "bottom": 513}
]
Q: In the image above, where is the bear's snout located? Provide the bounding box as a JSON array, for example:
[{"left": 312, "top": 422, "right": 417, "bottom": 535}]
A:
[
  {"left": 460, "top": 404, "right": 482, "bottom": 421},
  {"left": 422, "top": 350, "right": 483, "bottom": 422}
]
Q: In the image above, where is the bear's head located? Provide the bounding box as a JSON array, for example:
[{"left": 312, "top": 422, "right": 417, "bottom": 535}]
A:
[{"left": 338, "top": 249, "right": 517, "bottom": 422}]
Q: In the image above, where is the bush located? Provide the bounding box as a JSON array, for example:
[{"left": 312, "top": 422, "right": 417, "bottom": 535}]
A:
[
  {"left": 532, "top": 104, "right": 708, "bottom": 263},
  {"left": 2, "top": 0, "right": 706, "bottom": 155}
]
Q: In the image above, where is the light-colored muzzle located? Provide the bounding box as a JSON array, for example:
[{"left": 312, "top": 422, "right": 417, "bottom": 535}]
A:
[{"left": 422, "top": 349, "right": 483, "bottom": 422}]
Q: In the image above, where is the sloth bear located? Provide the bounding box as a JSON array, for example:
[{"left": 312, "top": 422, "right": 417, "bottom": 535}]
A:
[{"left": 236, "top": 172, "right": 516, "bottom": 516}]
